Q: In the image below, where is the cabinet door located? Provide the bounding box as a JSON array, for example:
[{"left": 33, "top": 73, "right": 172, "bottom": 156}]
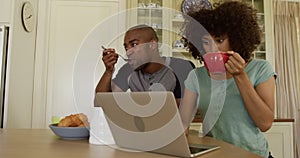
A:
[
  {"left": 169, "top": 0, "right": 202, "bottom": 67},
  {"left": 127, "top": 0, "right": 175, "bottom": 56},
  {"left": 126, "top": 0, "right": 201, "bottom": 66},
  {"left": 240, "top": 0, "right": 266, "bottom": 60},
  {"left": 263, "top": 122, "right": 294, "bottom": 158},
  {"left": 47, "top": 1, "right": 123, "bottom": 122}
]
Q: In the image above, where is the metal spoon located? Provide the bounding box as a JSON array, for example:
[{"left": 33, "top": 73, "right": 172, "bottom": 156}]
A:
[{"left": 101, "top": 46, "right": 130, "bottom": 62}]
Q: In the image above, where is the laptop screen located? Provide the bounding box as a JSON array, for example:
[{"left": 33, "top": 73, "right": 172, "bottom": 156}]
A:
[{"left": 96, "top": 92, "right": 219, "bottom": 157}]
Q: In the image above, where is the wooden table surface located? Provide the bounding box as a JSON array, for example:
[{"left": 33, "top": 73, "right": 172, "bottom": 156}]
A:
[{"left": 0, "top": 129, "right": 262, "bottom": 158}]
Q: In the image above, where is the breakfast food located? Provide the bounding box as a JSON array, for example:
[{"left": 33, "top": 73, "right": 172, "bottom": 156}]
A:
[{"left": 57, "top": 113, "right": 89, "bottom": 127}]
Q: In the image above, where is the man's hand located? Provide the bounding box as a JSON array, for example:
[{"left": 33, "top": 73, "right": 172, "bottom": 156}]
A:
[
  {"left": 102, "top": 48, "right": 119, "bottom": 73},
  {"left": 96, "top": 47, "right": 119, "bottom": 92}
]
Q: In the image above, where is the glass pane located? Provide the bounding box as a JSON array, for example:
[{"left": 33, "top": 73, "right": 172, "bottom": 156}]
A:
[
  {"left": 150, "top": 9, "right": 162, "bottom": 18},
  {"left": 138, "top": 0, "right": 162, "bottom": 8},
  {"left": 259, "top": 35, "right": 265, "bottom": 51},
  {"left": 254, "top": 0, "right": 264, "bottom": 13},
  {"left": 255, "top": 52, "right": 266, "bottom": 60},
  {"left": 137, "top": 8, "right": 149, "bottom": 17},
  {"left": 241, "top": 0, "right": 253, "bottom": 6},
  {"left": 138, "top": 0, "right": 146, "bottom": 8},
  {"left": 136, "top": 0, "right": 163, "bottom": 41},
  {"left": 151, "top": 0, "right": 162, "bottom": 8}
]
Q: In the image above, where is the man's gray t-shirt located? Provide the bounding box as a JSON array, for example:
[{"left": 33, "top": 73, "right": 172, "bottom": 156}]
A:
[{"left": 112, "top": 57, "right": 195, "bottom": 98}]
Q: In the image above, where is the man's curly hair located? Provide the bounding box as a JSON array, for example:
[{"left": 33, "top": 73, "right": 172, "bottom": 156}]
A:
[{"left": 182, "top": 1, "right": 262, "bottom": 63}]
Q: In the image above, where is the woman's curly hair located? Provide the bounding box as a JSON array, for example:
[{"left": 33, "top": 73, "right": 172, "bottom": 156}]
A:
[{"left": 182, "top": 1, "right": 262, "bottom": 63}]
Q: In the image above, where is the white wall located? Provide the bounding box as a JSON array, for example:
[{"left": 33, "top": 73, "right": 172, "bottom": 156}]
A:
[
  {"left": 45, "top": 0, "right": 125, "bottom": 128},
  {"left": 0, "top": 0, "right": 12, "bottom": 24},
  {"left": 4, "top": 0, "right": 38, "bottom": 128},
  {"left": 2, "top": 0, "right": 126, "bottom": 128}
]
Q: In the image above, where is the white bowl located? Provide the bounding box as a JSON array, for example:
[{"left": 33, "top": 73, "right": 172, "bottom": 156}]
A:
[{"left": 49, "top": 123, "right": 90, "bottom": 140}]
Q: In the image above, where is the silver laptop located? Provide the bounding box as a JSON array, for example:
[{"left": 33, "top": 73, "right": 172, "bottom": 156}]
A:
[{"left": 95, "top": 92, "right": 220, "bottom": 157}]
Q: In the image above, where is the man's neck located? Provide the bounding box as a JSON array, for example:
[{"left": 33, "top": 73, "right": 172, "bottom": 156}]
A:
[{"left": 142, "top": 57, "right": 165, "bottom": 74}]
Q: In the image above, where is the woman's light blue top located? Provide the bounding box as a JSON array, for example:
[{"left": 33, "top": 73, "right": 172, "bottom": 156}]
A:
[{"left": 184, "top": 59, "right": 276, "bottom": 158}]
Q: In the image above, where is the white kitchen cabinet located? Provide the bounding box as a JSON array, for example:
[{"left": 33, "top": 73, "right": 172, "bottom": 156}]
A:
[
  {"left": 169, "top": 0, "right": 203, "bottom": 67},
  {"left": 126, "top": 0, "right": 174, "bottom": 57},
  {"left": 126, "top": 0, "right": 274, "bottom": 67},
  {"left": 218, "top": 0, "right": 274, "bottom": 66},
  {"left": 263, "top": 121, "right": 295, "bottom": 158},
  {"left": 126, "top": 0, "right": 202, "bottom": 66},
  {"left": 170, "top": 0, "right": 273, "bottom": 67},
  {"left": 190, "top": 120, "right": 295, "bottom": 158},
  {"left": 126, "top": 0, "right": 164, "bottom": 41},
  {"left": 240, "top": 0, "right": 266, "bottom": 59}
]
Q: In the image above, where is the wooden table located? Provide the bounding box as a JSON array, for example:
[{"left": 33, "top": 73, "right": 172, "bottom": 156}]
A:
[{"left": 0, "top": 129, "right": 262, "bottom": 158}]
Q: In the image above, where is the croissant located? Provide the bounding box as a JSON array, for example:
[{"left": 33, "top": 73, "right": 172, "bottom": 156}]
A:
[{"left": 58, "top": 113, "right": 89, "bottom": 127}]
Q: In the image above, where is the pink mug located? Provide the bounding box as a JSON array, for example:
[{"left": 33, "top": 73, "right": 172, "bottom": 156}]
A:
[{"left": 203, "top": 52, "right": 230, "bottom": 73}]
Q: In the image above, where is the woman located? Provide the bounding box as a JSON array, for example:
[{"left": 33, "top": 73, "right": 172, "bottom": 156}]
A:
[{"left": 180, "top": 1, "right": 276, "bottom": 157}]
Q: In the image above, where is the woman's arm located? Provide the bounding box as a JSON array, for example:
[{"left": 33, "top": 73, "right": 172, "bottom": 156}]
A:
[
  {"left": 234, "top": 74, "right": 275, "bottom": 132},
  {"left": 179, "top": 89, "right": 199, "bottom": 133},
  {"left": 226, "top": 52, "right": 275, "bottom": 132}
]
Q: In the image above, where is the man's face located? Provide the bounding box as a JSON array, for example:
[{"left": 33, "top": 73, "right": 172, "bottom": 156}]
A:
[{"left": 123, "top": 29, "right": 153, "bottom": 70}]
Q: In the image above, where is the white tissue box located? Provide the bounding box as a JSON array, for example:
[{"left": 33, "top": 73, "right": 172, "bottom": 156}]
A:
[{"left": 89, "top": 107, "right": 115, "bottom": 145}]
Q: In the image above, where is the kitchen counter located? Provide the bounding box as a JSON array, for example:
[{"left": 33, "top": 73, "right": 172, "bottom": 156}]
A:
[
  {"left": 273, "top": 118, "right": 294, "bottom": 122},
  {"left": 190, "top": 118, "right": 295, "bottom": 158},
  {"left": 0, "top": 129, "right": 262, "bottom": 158},
  {"left": 193, "top": 118, "right": 295, "bottom": 123}
]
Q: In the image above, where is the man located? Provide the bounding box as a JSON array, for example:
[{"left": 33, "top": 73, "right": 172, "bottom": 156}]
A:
[{"left": 96, "top": 24, "right": 194, "bottom": 105}]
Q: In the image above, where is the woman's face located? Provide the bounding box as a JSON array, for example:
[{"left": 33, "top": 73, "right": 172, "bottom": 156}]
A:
[{"left": 201, "top": 34, "right": 231, "bottom": 53}]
